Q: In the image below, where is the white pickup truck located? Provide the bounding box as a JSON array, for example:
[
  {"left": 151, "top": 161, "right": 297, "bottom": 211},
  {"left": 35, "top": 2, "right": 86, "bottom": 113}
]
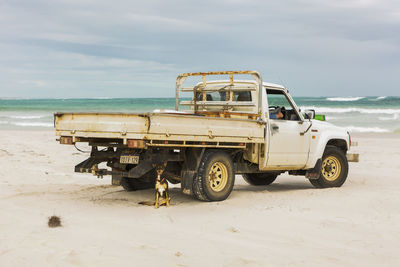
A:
[{"left": 55, "top": 71, "right": 358, "bottom": 202}]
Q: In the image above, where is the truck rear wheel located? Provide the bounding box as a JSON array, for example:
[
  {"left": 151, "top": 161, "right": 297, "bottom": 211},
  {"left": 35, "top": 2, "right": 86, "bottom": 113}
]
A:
[
  {"left": 193, "top": 150, "right": 235, "bottom": 201},
  {"left": 242, "top": 173, "right": 277, "bottom": 186},
  {"left": 309, "top": 146, "right": 348, "bottom": 188},
  {"left": 120, "top": 170, "right": 156, "bottom": 191}
]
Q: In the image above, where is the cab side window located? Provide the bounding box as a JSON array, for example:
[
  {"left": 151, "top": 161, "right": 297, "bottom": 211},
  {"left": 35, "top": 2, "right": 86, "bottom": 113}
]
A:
[{"left": 267, "top": 89, "right": 300, "bottom": 121}]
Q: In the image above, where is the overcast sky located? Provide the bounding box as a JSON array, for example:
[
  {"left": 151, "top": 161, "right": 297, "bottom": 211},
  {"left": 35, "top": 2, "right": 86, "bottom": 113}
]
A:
[{"left": 1, "top": 0, "right": 399, "bottom": 98}]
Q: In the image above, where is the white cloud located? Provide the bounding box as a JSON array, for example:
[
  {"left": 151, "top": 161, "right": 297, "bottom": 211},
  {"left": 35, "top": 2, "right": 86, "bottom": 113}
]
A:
[{"left": 0, "top": 0, "right": 399, "bottom": 97}]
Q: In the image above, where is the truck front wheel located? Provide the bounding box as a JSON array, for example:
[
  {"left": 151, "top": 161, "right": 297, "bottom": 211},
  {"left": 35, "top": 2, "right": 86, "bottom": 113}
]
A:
[
  {"left": 242, "top": 173, "right": 277, "bottom": 186},
  {"left": 309, "top": 146, "right": 348, "bottom": 188},
  {"left": 193, "top": 150, "right": 235, "bottom": 201}
]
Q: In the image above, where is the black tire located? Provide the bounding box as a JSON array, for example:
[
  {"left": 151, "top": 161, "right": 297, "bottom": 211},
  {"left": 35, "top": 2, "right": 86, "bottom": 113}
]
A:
[
  {"left": 193, "top": 150, "right": 235, "bottom": 201},
  {"left": 120, "top": 170, "right": 156, "bottom": 191},
  {"left": 309, "top": 178, "right": 322, "bottom": 188},
  {"left": 309, "top": 146, "right": 348, "bottom": 188},
  {"left": 242, "top": 173, "right": 278, "bottom": 186}
]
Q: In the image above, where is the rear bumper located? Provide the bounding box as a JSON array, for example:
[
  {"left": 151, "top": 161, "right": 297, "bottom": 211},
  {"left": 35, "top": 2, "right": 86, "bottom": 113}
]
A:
[{"left": 346, "top": 153, "right": 359, "bottom": 162}]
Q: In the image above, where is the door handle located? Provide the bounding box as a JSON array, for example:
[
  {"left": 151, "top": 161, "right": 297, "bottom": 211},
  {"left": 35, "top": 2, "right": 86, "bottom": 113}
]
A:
[{"left": 272, "top": 125, "right": 279, "bottom": 130}]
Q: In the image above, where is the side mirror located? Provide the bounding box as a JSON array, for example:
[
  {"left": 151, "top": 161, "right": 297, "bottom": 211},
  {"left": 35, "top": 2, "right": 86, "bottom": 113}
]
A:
[{"left": 304, "top": 109, "right": 315, "bottom": 120}]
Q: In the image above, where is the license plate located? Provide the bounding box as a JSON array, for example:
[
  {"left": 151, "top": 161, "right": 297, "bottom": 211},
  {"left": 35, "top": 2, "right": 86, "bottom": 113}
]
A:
[{"left": 120, "top": 154, "right": 139, "bottom": 164}]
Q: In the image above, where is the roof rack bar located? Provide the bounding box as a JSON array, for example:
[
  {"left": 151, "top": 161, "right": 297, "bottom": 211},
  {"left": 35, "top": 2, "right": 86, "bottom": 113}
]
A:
[
  {"left": 180, "top": 101, "right": 255, "bottom": 107},
  {"left": 181, "top": 85, "right": 256, "bottom": 92},
  {"left": 175, "top": 70, "right": 264, "bottom": 122}
]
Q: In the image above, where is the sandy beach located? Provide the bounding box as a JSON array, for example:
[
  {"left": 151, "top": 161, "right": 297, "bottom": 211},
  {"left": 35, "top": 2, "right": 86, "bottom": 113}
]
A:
[{"left": 0, "top": 130, "right": 399, "bottom": 266}]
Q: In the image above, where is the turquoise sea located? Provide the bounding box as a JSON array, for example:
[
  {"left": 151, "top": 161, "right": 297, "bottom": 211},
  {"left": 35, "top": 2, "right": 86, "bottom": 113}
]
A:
[{"left": 0, "top": 96, "right": 399, "bottom": 133}]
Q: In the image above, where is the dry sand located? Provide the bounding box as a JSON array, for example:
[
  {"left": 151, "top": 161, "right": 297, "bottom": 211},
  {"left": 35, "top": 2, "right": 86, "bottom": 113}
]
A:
[{"left": 0, "top": 130, "right": 399, "bottom": 266}]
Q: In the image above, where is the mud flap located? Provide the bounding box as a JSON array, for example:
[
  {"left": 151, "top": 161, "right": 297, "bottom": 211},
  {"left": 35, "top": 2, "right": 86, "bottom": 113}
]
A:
[
  {"left": 306, "top": 159, "right": 321, "bottom": 180},
  {"left": 111, "top": 174, "right": 122, "bottom": 185},
  {"left": 180, "top": 148, "right": 205, "bottom": 196},
  {"left": 181, "top": 170, "right": 196, "bottom": 196}
]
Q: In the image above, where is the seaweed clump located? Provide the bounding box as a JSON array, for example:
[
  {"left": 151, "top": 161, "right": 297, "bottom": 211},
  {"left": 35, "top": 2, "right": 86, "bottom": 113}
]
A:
[{"left": 48, "top": 215, "right": 62, "bottom": 228}]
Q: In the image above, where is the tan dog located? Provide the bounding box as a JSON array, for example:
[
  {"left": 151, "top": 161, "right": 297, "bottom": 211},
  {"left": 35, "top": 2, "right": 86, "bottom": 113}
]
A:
[
  {"left": 154, "top": 163, "right": 170, "bottom": 208},
  {"left": 155, "top": 176, "right": 169, "bottom": 208}
]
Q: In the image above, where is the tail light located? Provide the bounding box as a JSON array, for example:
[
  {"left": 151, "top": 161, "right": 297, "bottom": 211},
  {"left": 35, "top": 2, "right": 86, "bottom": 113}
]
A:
[
  {"left": 60, "top": 136, "right": 74, "bottom": 145},
  {"left": 127, "top": 139, "right": 146, "bottom": 148}
]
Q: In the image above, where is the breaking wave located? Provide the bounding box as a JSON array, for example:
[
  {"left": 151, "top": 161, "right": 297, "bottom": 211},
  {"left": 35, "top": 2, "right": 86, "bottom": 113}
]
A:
[
  {"left": 345, "top": 126, "right": 390, "bottom": 133},
  {"left": 368, "top": 96, "right": 388, "bottom": 101},
  {"left": 12, "top": 122, "right": 53, "bottom": 127},
  {"left": 9, "top": 115, "right": 46, "bottom": 119},
  {"left": 300, "top": 106, "right": 400, "bottom": 115},
  {"left": 326, "top": 97, "right": 365, "bottom": 101},
  {"left": 378, "top": 114, "right": 400, "bottom": 121},
  {"left": 325, "top": 116, "right": 339, "bottom": 120}
]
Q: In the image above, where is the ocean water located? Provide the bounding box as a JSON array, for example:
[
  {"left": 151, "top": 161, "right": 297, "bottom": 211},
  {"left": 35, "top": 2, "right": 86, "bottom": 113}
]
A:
[{"left": 0, "top": 96, "right": 399, "bottom": 133}]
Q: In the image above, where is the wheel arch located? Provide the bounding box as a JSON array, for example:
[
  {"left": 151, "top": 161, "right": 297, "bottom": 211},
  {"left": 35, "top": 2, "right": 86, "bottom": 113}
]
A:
[
  {"left": 306, "top": 135, "right": 349, "bottom": 169},
  {"left": 326, "top": 139, "right": 348, "bottom": 154},
  {"left": 318, "top": 138, "right": 348, "bottom": 159}
]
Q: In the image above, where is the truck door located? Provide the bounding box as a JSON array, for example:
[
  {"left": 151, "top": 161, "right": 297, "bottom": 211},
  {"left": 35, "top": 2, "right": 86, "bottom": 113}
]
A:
[{"left": 261, "top": 89, "right": 311, "bottom": 169}]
